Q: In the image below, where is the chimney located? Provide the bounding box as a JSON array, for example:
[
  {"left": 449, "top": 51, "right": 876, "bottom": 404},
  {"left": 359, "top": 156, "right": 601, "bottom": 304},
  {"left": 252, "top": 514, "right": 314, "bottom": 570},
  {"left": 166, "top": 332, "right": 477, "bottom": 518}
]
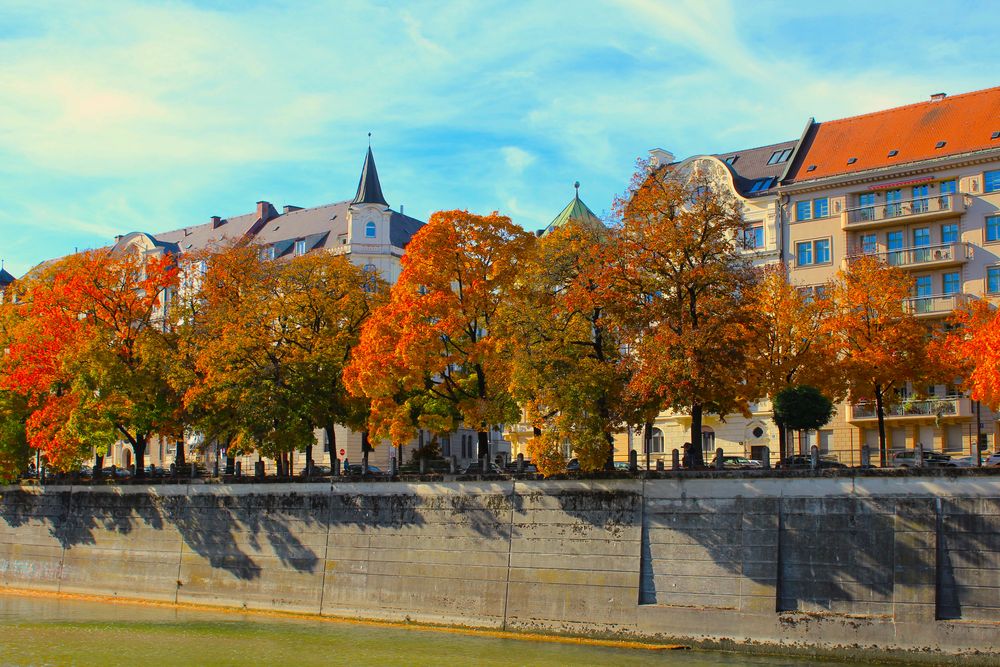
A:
[
  {"left": 648, "top": 148, "right": 676, "bottom": 166},
  {"left": 282, "top": 205, "right": 302, "bottom": 214},
  {"left": 211, "top": 215, "right": 222, "bottom": 229},
  {"left": 930, "top": 92, "right": 947, "bottom": 102},
  {"left": 256, "top": 200, "right": 277, "bottom": 223}
]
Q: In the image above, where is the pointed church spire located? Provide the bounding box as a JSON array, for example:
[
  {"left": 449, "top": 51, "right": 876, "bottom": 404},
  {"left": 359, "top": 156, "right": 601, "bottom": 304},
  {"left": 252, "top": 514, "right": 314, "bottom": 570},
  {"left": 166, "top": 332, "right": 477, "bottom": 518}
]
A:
[{"left": 352, "top": 143, "right": 389, "bottom": 207}]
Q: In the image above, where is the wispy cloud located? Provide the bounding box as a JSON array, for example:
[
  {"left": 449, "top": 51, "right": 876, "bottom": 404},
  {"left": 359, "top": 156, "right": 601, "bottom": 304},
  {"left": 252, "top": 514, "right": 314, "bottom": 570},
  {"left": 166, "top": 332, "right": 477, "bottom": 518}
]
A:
[{"left": 0, "top": 0, "right": 998, "bottom": 276}]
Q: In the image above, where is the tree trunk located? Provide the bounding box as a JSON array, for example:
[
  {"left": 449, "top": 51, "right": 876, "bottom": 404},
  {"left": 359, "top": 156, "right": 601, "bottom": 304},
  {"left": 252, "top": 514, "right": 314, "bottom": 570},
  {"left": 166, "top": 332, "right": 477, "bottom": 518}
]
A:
[
  {"left": 276, "top": 455, "right": 284, "bottom": 478},
  {"left": 875, "top": 384, "right": 888, "bottom": 467},
  {"left": 776, "top": 419, "right": 787, "bottom": 461},
  {"left": 175, "top": 439, "right": 186, "bottom": 469},
  {"left": 690, "top": 403, "right": 705, "bottom": 468},
  {"left": 133, "top": 434, "right": 147, "bottom": 478},
  {"left": 224, "top": 437, "right": 235, "bottom": 475},
  {"left": 361, "top": 431, "right": 371, "bottom": 470},
  {"left": 94, "top": 453, "right": 104, "bottom": 479},
  {"left": 477, "top": 430, "right": 489, "bottom": 460}
]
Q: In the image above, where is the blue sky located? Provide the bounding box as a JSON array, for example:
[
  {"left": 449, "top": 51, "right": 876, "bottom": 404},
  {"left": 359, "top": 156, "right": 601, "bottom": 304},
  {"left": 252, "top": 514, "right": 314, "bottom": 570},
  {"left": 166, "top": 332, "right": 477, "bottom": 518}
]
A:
[{"left": 1, "top": 0, "right": 998, "bottom": 277}]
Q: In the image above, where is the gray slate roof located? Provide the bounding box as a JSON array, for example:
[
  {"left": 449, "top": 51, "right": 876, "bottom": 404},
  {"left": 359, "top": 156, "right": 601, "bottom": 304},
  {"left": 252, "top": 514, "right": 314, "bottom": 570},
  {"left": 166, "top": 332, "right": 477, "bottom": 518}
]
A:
[
  {"left": 152, "top": 200, "right": 424, "bottom": 259},
  {"left": 714, "top": 139, "right": 798, "bottom": 198}
]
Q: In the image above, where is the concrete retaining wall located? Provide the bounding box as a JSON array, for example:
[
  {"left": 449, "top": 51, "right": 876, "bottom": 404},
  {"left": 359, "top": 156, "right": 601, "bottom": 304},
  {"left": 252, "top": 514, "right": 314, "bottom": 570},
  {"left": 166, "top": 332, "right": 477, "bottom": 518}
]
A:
[{"left": 1, "top": 476, "right": 999, "bottom": 659}]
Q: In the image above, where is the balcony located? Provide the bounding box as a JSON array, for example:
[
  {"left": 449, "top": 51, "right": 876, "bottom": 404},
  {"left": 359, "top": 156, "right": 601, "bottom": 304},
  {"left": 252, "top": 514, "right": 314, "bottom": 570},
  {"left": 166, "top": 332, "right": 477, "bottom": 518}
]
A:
[
  {"left": 841, "top": 193, "right": 965, "bottom": 230},
  {"left": 846, "top": 242, "right": 973, "bottom": 270},
  {"left": 850, "top": 395, "right": 971, "bottom": 422},
  {"left": 903, "top": 293, "right": 970, "bottom": 318}
]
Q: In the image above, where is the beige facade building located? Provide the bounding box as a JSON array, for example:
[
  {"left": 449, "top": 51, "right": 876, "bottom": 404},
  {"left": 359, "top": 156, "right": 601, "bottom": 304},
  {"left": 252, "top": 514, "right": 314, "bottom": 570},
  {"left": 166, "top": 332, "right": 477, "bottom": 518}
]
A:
[{"left": 630, "top": 85, "right": 1000, "bottom": 467}]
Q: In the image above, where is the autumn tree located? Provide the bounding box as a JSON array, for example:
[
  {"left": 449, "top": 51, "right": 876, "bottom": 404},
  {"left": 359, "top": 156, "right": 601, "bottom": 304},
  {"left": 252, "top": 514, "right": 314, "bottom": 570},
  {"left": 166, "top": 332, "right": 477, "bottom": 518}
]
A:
[
  {"left": 604, "top": 160, "right": 756, "bottom": 467},
  {"left": 940, "top": 299, "right": 1000, "bottom": 409},
  {"left": 182, "top": 245, "right": 381, "bottom": 475},
  {"left": 744, "top": 264, "right": 840, "bottom": 458},
  {"left": 500, "top": 219, "right": 635, "bottom": 474},
  {"left": 824, "top": 255, "right": 934, "bottom": 465},
  {"left": 344, "top": 210, "right": 531, "bottom": 464}
]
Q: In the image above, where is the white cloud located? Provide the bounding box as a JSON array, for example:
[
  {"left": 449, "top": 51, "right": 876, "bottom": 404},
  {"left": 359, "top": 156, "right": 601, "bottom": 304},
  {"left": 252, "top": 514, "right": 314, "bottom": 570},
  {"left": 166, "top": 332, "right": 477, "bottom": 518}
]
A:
[{"left": 500, "top": 146, "right": 536, "bottom": 174}]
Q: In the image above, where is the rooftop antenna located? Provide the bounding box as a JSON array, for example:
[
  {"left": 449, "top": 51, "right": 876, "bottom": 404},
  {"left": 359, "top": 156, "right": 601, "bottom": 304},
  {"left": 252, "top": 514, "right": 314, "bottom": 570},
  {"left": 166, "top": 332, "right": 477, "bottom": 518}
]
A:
[{"left": 574, "top": 181, "right": 580, "bottom": 199}]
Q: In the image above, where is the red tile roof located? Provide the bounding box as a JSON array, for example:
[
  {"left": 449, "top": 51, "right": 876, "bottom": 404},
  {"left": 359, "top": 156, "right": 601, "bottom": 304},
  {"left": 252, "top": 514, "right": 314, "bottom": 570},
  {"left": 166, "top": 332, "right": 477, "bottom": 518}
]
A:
[{"left": 786, "top": 85, "right": 1000, "bottom": 182}]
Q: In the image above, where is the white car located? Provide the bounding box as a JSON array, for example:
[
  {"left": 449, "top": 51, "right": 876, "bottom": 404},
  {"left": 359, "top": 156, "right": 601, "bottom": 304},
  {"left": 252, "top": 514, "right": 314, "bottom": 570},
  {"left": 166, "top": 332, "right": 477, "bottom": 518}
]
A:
[{"left": 985, "top": 452, "right": 1000, "bottom": 467}]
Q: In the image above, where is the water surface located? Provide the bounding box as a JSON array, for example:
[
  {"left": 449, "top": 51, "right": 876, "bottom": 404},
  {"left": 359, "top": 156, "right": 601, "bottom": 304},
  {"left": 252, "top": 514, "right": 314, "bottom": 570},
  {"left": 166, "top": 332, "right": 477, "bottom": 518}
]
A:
[{"left": 0, "top": 593, "right": 865, "bottom": 666}]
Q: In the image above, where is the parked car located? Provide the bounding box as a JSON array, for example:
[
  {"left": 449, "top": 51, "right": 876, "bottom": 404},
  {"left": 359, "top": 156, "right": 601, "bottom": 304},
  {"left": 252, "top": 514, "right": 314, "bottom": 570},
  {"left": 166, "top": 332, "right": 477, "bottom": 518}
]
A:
[
  {"left": 613, "top": 461, "right": 631, "bottom": 471},
  {"left": 344, "top": 464, "right": 385, "bottom": 476},
  {"left": 891, "top": 450, "right": 956, "bottom": 467},
  {"left": 101, "top": 466, "right": 133, "bottom": 479},
  {"left": 505, "top": 460, "right": 539, "bottom": 473},
  {"left": 460, "top": 462, "right": 504, "bottom": 475},
  {"left": 985, "top": 452, "right": 1000, "bottom": 467},
  {"left": 775, "top": 455, "right": 847, "bottom": 470},
  {"left": 566, "top": 458, "right": 580, "bottom": 471},
  {"left": 144, "top": 464, "right": 167, "bottom": 478},
  {"left": 949, "top": 456, "right": 979, "bottom": 468},
  {"left": 714, "top": 456, "right": 761, "bottom": 470}
]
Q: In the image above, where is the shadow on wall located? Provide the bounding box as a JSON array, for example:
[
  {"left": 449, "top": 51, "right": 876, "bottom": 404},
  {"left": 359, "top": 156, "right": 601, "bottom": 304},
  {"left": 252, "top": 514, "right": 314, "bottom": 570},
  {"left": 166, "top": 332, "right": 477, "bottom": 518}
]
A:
[
  {"left": 638, "top": 481, "right": 997, "bottom": 620},
  {"left": 0, "top": 490, "right": 323, "bottom": 581}
]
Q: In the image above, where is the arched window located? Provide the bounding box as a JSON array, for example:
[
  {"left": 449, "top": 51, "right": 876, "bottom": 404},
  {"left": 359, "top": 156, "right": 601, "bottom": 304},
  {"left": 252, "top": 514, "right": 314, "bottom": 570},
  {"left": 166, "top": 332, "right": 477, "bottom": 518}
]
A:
[
  {"left": 365, "top": 221, "right": 377, "bottom": 238},
  {"left": 362, "top": 264, "right": 378, "bottom": 293},
  {"left": 650, "top": 428, "right": 664, "bottom": 453}
]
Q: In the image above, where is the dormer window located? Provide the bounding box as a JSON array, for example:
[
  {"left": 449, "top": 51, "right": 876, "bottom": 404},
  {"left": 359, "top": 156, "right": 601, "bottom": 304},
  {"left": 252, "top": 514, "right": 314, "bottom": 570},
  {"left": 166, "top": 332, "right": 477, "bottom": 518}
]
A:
[
  {"left": 767, "top": 148, "right": 792, "bottom": 165},
  {"left": 259, "top": 246, "right": 275, "bottom": 261},
  {"left": 365, "top": 221, "right": 377, "bottom": 238}
]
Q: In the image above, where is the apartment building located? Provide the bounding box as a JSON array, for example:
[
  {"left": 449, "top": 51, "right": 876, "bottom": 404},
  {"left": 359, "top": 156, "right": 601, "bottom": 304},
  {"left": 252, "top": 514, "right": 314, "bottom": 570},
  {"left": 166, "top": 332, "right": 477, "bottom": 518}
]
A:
[{"left": 629, "top": 85, "right": 1000, "bottom": 466}]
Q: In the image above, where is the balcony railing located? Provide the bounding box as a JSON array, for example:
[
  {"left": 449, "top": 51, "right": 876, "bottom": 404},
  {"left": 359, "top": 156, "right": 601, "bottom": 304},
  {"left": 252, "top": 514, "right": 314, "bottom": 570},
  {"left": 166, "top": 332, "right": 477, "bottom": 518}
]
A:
[
  {"left": 842, "top": 193, "right": 964, "bottom": 228},
  {"left": 904, "top": 293, "right": 970, "bottom": 317},
  {"left": 846, "top": 242, "right": 973, "bottom": 269},
  {"left": 851, "top": 395, "right": 963, "bottom": 420}
]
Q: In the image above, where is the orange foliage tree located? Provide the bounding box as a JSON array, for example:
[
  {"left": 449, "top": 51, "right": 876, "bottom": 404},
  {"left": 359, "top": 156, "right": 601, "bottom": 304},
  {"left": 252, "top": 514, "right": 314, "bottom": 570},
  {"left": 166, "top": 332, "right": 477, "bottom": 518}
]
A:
[
  {"left": 604, "top": 161, "right": 756, "bottom": 467},
  {"left": 744, "top": 264, "right": 840, "bottom": 459},
  {"left": 824, "top": 255, "right": 935, "bottom": 466},
  {"left": 0, "top": 249, "right": 179, "bottom": 475},
  {"left": 179, "top": 245, "right": 382, "bottom": 475},
  {"left": 500, "top": 219, "right": 636, "bottom": 475},
  {"left": 344, "top": 210, "right": 531, "bottom": 464},
  {"left": 940, "top": 299, "right": 1000, "bottom": 410}
]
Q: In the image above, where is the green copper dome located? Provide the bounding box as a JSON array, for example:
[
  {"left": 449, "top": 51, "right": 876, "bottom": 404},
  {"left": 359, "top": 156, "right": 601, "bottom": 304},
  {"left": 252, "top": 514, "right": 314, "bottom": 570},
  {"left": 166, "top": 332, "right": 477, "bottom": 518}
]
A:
[{"left": 542, "top": 182, "right": 604, "bottom": 236}]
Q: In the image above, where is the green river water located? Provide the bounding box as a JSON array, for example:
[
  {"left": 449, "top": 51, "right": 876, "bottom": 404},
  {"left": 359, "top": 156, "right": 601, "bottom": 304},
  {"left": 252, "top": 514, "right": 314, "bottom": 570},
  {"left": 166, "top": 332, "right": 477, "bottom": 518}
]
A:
[{"left": 0, "top": 593, "right": 874, "bottom": 666}]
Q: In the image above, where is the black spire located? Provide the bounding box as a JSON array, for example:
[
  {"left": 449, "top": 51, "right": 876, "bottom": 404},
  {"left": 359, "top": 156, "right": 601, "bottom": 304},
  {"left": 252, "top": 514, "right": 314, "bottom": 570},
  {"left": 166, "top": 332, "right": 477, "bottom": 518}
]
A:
[{"left": 351, "top": 145, "right": 388, "bottom": 207}]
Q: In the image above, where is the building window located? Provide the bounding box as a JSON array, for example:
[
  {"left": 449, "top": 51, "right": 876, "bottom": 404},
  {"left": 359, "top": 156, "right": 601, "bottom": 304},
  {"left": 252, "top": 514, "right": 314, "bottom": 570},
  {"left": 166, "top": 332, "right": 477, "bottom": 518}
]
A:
[
  {"left": 987, "top": 215, "right": 1000, "bottom": 243},
  {"left": 795, "top": 201, "right": 811, "bottom": 221},
  {"left": 885, "top": 189, "right": 903, "bottom": 217},
  {"left": 796, "top": 238, "right": 831, "bottom": 266},
  {"left": 941, "top": 223, "right": 959, "bottom": 244},
  {"left": 744, "top": 224, "right": 764, "bottom": 249},
  {"left": 259, "top": 246, "right": 275, "bottom": 261},
  {"left": 985, "top": 170, "right": 1000, "bottom": 193},
  {"left": 767, "top": 148, "right": 792, "bottom": 165},
  {"left": 649, "top": 428, "right": 664, "bottom": 453},
  {"left": 725, "top": 155, "right": 738, "bottom": 165},
  {"left": 914, "top": 275, "right": 932, "bottom": 298},
  {"left": 912, "top": 184, "right": 929, "bottom": 213},
  {"left": 942, "top": 272, "right": 961, "bottom": 295},
  {"left": 796, "top": 241, "right": 813, "bottom": 266},
  {"left": 795, "top": 198, "right": 829, "bottom": 221},
  {"left": 748, "top": 178, "right": 773, "bottom": 193},
  {"left": 857, "top": 193, "right": 876, "bottom": 221},
  {"left": 861, "top": 233, "right": 877, "bottom": 254},
  {"left": 988, "top": 267, "right": 1000, "bottom": 294},
  {"left": 365, "top": 221, "right": 377, "bottom": 238},
  {"left": 939, "top": 179, "right": 957, "bottom": 195},
  {"left": 814, "top": 238, "right": 831, "bottom": 263},
  {"left": 814, "top": 285, "right": 829, "bottom": 301},
  {"left": 295, "top": 240, "right": 306, "bottom": 255}
]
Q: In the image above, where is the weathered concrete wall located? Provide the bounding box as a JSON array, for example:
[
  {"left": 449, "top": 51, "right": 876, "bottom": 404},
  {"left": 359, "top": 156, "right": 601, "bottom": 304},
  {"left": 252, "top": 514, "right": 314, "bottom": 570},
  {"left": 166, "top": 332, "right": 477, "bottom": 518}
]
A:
[{"left": 1, "top": 476, "right": 999, "bottom": 659}]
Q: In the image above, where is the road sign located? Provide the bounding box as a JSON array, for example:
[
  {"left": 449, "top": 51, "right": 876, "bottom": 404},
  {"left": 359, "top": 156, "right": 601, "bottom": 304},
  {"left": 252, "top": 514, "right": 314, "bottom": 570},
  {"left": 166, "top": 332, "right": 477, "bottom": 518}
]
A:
[{"left": 339, "top": 449, "right": 346, "bottom": 457}]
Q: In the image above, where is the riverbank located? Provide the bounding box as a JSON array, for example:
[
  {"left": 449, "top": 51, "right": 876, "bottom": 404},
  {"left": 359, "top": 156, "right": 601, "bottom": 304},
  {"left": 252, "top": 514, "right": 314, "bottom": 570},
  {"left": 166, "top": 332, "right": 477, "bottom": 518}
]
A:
[{"left": 2, "top": 476, "right": 998, "bottom": 664}]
